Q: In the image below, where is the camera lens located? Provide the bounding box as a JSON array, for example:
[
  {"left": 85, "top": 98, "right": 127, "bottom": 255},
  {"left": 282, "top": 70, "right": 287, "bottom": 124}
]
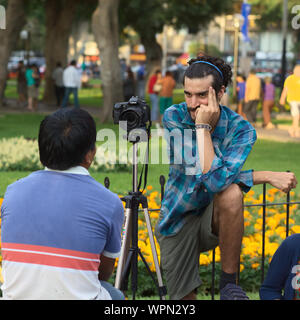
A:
[{"left": 120, "top": 110, "right": 140, "bottom": 130}]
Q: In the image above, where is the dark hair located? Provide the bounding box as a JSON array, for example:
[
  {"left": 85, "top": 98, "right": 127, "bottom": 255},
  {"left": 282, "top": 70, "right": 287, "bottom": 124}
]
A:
[
  {"left": 183, "top": 55, "right": 232, "bottom": 93},
  {"left": 126, "top": 66, "right": 134, "bottom": 79},
  {"left": 70, "top": 60, "right": 77, "bottom": 66},
  {"left": 38, "top": 108, "right": 96, "bottom": 170}
]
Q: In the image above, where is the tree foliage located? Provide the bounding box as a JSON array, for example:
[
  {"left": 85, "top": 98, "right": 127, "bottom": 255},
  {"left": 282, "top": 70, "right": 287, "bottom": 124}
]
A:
[
  {"left": 248, "top": 0, "right": 300, "bottom": 31},
  {"left": 164, "top": 0, "right": 233, "bottom": 33},
  {"left": 120, "top": 0, "right": 233, "bottom": 35},
  {"left": 119, "top": 0, "right": 234, "bottom": 77}
]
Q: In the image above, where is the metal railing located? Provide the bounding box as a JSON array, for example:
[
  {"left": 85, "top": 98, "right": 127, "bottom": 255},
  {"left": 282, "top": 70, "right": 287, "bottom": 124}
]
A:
[{"left": 104, "top": 175, "right": 300, "bottom": 300}]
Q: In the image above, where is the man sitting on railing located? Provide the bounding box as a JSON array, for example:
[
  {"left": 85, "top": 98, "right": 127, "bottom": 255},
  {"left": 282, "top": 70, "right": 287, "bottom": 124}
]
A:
[{"left": 155, "top": 54, "right": 298, "bottom": 300}]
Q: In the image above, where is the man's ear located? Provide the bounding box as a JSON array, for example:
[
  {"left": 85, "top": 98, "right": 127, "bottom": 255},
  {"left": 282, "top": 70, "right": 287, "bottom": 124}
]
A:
[
  {"left": 85, "top": 147, "right": 97, "bottom": 164},
  {"left": 217, "top": 85, "right": 226, "bottom": 102}
]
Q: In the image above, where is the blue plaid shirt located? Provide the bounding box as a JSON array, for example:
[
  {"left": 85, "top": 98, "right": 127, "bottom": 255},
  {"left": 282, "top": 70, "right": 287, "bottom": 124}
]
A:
[{"left": 158, "top": 102, "right": 257, "bottom": 236}]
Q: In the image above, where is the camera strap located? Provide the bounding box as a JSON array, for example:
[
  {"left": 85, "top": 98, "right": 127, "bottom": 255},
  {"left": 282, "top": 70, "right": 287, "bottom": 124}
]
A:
[{"left": 138, "top": 125, "right": 151, "bottom": 192}]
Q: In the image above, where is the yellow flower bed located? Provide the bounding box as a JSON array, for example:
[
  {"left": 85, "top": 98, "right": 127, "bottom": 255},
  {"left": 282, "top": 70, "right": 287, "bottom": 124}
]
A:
[
  {"left": 0, "top": 187, "right": 299, "bottom": 281},
  {"left": 118, "top": 187, "right": 300, "bottom": 274}
]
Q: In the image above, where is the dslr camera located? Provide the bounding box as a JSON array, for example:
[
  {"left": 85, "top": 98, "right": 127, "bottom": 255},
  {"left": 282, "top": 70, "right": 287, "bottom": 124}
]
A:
[{"left": 113, "top": 96, "right": 151, "bottom": 141}]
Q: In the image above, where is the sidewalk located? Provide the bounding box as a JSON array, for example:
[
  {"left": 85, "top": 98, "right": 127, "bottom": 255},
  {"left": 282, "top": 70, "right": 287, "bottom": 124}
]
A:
[
  {"left": 254, "top": 123, "right": 300, "bottom": 143},
  {"left": 1, "top": 99, "right": 300, "bottom": 143},
  {"left": 0, "top": 98, "right": 100, "bottom": 117}
]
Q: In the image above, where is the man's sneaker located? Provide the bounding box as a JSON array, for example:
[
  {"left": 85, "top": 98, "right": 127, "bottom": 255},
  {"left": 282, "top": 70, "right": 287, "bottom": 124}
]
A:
[{"left": 220, "top": 283, "right": 249, "bottom": 300}]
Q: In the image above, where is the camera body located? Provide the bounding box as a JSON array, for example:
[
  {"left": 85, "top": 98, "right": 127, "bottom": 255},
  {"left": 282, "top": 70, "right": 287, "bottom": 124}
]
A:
[{"left": 113, "top": 96, "right": 151, "bottom": 133}]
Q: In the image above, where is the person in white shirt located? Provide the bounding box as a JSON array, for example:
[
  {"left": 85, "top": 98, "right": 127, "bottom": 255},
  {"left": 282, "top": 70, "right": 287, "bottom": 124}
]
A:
[
  {"left": 61, "top": 60, "right": 81, "bottom": 108},
  {"left": 52, "top": 62, "right": 64, "bottom": 107}
]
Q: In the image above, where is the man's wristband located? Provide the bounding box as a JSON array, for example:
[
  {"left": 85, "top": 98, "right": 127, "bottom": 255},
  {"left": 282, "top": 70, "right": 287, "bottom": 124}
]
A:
[{"left": 195, "top": 123, "right": 212, "bottom": 131}]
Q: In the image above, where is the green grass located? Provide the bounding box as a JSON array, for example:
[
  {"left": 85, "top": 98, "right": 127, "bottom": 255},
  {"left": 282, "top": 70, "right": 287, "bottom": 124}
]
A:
[
  {"left": 0, "top": 113, "right": 44, "bottom": 139},
  {"left": 5, "top": 79, "right": 104, "bottom": 107},
  {"left": 243, "top": 139, "right": 300, "bottom": 195},
  {"left": 0, "top": 113, "right": 116, "bottom": 139}
]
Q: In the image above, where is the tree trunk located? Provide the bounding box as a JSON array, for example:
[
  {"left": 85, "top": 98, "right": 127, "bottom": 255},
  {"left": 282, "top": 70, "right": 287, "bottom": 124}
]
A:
[
  {"left": 43, "top": 0, "right": 77, "bottom": 104},
  {"left": 92, "top": 0, "right": 123, "bottom": 123},
  {"left": 0, "top": 0, "right": 26, "bottom": 107},
  {"left": 140, "top": 32, "right": 163, "bottom": 91}
]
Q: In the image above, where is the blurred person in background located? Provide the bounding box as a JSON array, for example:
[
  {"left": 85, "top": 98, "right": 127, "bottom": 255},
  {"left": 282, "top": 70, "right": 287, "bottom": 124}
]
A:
[
  {"left": 16, "top": 60, "right": 27, "bottom": 108},
  {"left": 236, "top": 74, "right": 246, "bottom": 119},
  {"left": 61, "top": 60, "right": 81, "bottom": 108},
  {"left": 262, "top": 76, "right": 275, "bottom": 129},
  {"left": 148, "top": 69, "right": 162, "bottom": 125},
  {"left": 159, "top": 71, "right": 176, "bottom": 123},
  {"left": 52, "top": 62, "right": 64, "bottom": 107},
  {"left": 136, "top": 62, "right": 146, "bottom": 99},
  {"left": 280, "top": 65, "right": 300, "bottom": 138},
  {"left": 123, "top": 66, "right": 136, "bottom": 101},
  {"left": 25, "top": 64, "right": 40, "bottom": 112},
  {"left": 244, "top": 69, "right": 261, "bottom": 126}
]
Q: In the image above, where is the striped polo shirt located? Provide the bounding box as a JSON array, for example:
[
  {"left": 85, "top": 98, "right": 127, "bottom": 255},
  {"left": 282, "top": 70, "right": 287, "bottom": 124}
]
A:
[{"left": 1, "top": 166, "right": 124, "bottom": 299}]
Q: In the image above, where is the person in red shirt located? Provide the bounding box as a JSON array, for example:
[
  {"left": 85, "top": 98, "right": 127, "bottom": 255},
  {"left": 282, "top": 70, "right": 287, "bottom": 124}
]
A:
[{"left": 148, "top": 69, "right": 162, "bottom": 123}]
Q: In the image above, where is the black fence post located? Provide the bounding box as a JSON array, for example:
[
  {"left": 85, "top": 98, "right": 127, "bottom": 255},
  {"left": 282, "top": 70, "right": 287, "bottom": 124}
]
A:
[
  {"left": 211, "top": 248, "right": 215, "bottom": 300},
  {"left": 286, "top": 190, "right": 290, "bottom": 238},
  {"left": 104, "top": 177, "right": 110, "bottom": 189},
  {"left": 159, "top": 175, "right": 166, "bottom": 202},
  {"left": 286, "top": 170, "right": 290, "bottom": 238},
  {"left": 261, "top": 183, "right": 267, "bottom": 283}
]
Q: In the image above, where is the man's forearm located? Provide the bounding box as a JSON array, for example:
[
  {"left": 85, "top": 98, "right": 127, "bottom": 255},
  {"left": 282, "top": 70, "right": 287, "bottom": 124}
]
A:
[
  {"left": 196, "top": 128, "right": 215, "bottom": 174},
  {"left": 98, "top": 255, "right": 115, "bottom": 282},
  {"left": 252, "top": 170, "right": 297, "bottom": 193},
  {"left": 252, "top": 171, "right": 272, "bottom": 185}
]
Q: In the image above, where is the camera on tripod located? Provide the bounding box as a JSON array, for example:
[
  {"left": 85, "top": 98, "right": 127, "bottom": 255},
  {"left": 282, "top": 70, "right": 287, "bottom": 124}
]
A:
[
  {"left": 113, "top": 96, "right": 151, "bottom": 142},
  {"left": 112, "top": 96, "right": 166, "bottom": 300}
]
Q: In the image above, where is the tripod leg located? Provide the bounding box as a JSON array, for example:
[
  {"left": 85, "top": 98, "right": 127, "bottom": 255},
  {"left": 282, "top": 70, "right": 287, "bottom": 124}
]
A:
[
  {"left": 115, "top": 208, "right": 132, "bottom": 289},
  {"left": 138, "top": 249, "right": 163, "bottom": 290},
  {"left": 120, "top": 249, "right": 133, "bottom": 292},
  {"left": 143, "top": 208, "right": 167, "bottom": 300}
]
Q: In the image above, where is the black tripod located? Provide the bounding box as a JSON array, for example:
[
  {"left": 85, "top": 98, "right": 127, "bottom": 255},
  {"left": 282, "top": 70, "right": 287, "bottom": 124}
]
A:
[{"left": 114, "top": 141, "right": 167, "bottom": 300}]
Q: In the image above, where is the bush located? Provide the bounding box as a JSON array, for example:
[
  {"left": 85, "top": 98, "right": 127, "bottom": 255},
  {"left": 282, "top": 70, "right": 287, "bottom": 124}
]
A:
[{"left": 0, "top": 137, "right": 131, "bottom": 172}]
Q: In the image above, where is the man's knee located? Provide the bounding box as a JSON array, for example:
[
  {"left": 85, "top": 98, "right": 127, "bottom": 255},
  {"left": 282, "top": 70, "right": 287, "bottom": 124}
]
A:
[{"left": 215, "top": 184, "right": 243, "bottom": 212}]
